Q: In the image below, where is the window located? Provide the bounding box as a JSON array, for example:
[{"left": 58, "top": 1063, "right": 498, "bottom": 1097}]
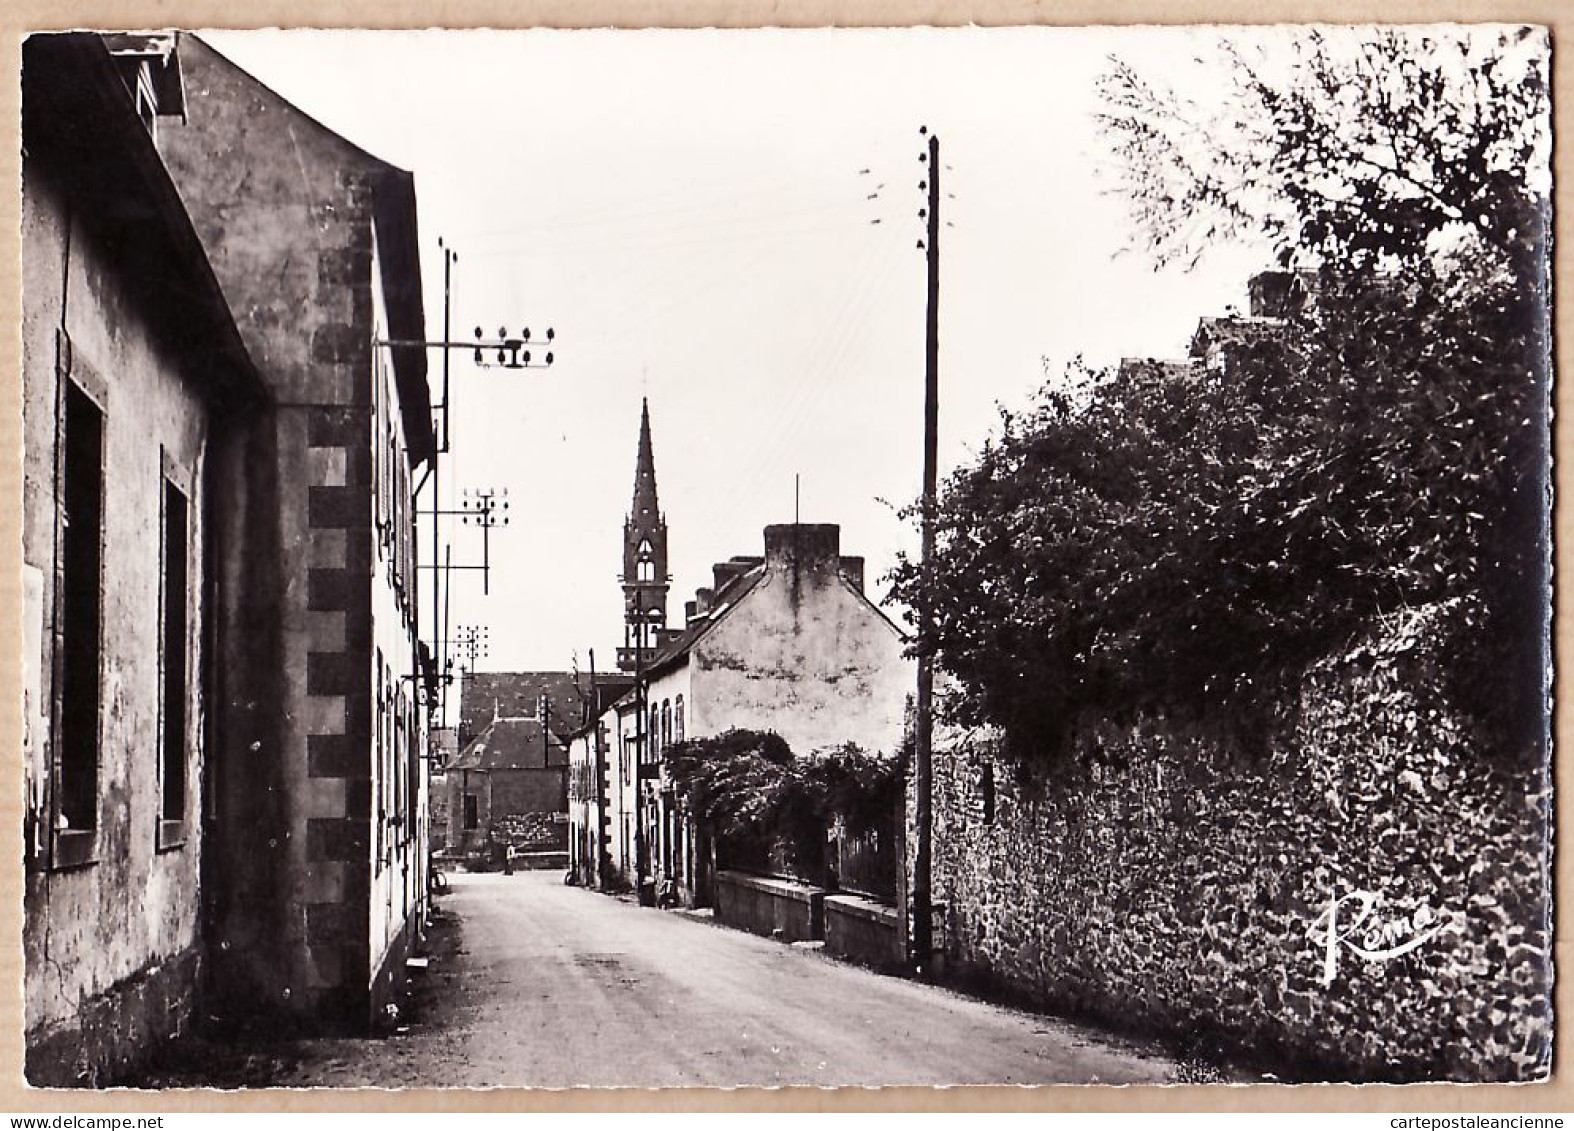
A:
[
  {"left": 393, "top": 687, "right": 406, "bottom": 855},
  {"left": 980, "top": 760, "right": 996, "bottom": 826},
  {"left": 637, "top": 559, "right": 654, "bottom": 582},
  {"left": 674, "top": 696, "right": 684, "bottom": 743},
  {"left": 58, "top": 380, "right": 104, "bottom": 855},
  {"left": 375, "top": 651, "right": 386, "bottom": 864},
  {"left": 385, "top": 432, "right": 397, "bottom": 554},
  {"left": 158, "top": 476, "right": 188, "bottom": 846},
  {"left": 462, "top": 793, "right": 478, "bottom": 830},
  {"left": 407, "top": 692, "right": 421, "bottom": 843}
]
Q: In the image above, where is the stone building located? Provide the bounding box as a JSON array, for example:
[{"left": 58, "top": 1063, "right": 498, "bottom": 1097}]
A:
[
  {"left": 156, "top": 34, "right": 435, "bottom": 1034},
  {"left": 19, "top": 33, "right": 267, "bottom": 1083},
  {"left": 447, "top": 671, "right": 584, "bottom": 860}
]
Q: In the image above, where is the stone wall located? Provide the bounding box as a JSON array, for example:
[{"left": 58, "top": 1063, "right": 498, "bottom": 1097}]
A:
[
  {"left": 923, "top": 603, "right": 1551, "bottom": 1082},
  {"left": 714, "top": 871, "right": 824, "bottom": 943},
  {"left": 824, "top": 894, "right": 902, "bottom": 969}
]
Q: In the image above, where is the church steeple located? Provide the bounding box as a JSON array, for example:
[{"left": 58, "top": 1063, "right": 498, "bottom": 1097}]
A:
[
  {"left": 619, "top": 398, "right": 669, "bottom": 673},
  {"left": 632, "top": 397, "right": 659, "bottom": 518}
]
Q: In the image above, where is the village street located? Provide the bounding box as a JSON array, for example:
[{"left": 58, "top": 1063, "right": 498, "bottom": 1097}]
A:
[{"left": 266, "top": 873, "right": 1183, "bottom": 1089}]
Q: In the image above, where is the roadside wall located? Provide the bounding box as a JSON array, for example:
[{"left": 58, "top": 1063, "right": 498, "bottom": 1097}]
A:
[{"left": 923, "top": 603, "right": 1551, "bottom": 1081}]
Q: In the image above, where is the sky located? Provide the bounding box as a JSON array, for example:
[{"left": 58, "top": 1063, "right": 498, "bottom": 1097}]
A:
[{"left": 203, "top": 26, "right": 1271, "bottom": 696}]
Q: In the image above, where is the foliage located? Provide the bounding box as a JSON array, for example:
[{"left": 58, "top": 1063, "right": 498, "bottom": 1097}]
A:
[
  {"left": 664, "top": 728, "right": 794, "bottom": 839},
  {"left": 666, "top": 730, "right": 900, "bottom": 876},
  {"left": 889, "top": 27, "right": 1550, "bottom": 761},
  {"left": 1096, "top": 27, "right": 1549, "bottom": 280},
  {"left": 801, "top": 742, "right": 902, "bottom": 837}
]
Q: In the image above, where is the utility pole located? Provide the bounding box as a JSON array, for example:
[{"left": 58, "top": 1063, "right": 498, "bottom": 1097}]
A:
[
  {"left": 910, "top": 126, "right": 941, "bottom": 972},
  {"left": 376, "top": 236, "right": 556, "bottom": 730},
  {"left": 631, "top": 593, "right": 649, "bottom": 897},
  {"left": 432, "top": 241, "right": 454, "bottom": 727},
  {"left": 589, "top": 647, "right": 608, "bottom": 888},
  {"left": 452, "top": 624, "right": 489, "bottom": 673}
]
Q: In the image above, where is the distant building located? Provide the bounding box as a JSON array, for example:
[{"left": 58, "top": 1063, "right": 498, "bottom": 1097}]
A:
[
  {"left": 449, "top": 672, "right": 584, "bottom": 859},
  {"left": 1121, "top": 269, "right": 1315, "bottom": 382},
  {"left": 158, "top": 34, "right": 435, "bottom": 1035},
  {"left": 457, "top": 669, "right": 582, "bottom": 752},
  {"left": 20, "top": 33, "right": 266, "bottom": 1083}
]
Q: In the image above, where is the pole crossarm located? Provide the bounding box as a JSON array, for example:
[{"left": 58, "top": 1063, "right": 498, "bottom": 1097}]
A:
[{"left": 374, "top": 328, "right": 557, "bottom": 371}]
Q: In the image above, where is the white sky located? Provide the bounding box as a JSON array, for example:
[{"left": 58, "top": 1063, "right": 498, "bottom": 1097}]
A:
[{"left": 203, "top": 26, "right": 1271, "bottom": 693}]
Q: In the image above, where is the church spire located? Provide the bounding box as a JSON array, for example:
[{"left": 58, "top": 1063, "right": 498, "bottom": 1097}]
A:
[
  {"left": 620, "top": 397, "right": 669, "bottom": 673},
  {"left": 632, "top": 397, "right": 659, "bottom": 518}
]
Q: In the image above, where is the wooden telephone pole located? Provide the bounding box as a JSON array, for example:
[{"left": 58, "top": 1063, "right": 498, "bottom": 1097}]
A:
[{"left": 911, "top": 127, "right": 940, "bottom": 970}]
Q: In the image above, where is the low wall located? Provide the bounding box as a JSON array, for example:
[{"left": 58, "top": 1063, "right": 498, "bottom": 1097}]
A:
[
  {"left": 824, "top": 894, "right": 902, "bottom": 969},
  {"left": 714, "top": 871, "right": 823, "bottom": 942},
  {"left": 26, "top": 945, "right": 202, "bottom": 1087},
  {"left": 517, "top": 850, "right": 569, "bottom": 871},
  {"left": 922, "top": 604, "right": 1551, "bottom": 1082}
]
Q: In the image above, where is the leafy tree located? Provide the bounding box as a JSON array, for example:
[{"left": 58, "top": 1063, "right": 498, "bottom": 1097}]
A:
[
  {"left": 666, "top": 731, "right": 900, "bottom": 877},
  {"left": 890, "top": 27, "right": 1550, "bottom": 760}
]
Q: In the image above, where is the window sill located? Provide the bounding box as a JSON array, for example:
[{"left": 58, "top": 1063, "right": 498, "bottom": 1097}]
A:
[
  {"left": 51, "top": 829, "right": 97, "bottom": 871},
  {"left": 156, "top": 819, "right": 186, "bottom": 853}
]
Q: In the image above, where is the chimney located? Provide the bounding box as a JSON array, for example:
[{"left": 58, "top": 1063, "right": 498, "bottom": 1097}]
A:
[
  {"left": 1248, "top": 270, "right": 1309, "bottom": 319},
  {"left": 713, "top": 561, "right": 746, "bottom": 595},
  {"left": 764, "top": 523, "right": 841, "bottom": 580},
  {"left": 839, "top": 555, "right": 865, "bottom": 593},
  {"left": 684, "top": 599, "right": 697, "bottom": 625},
  {"left": 694, "top": 587, "right": 714, "bottom": 616}
]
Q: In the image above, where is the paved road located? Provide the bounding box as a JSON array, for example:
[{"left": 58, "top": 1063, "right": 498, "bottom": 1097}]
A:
[{"left": 274, "top": 872, "right": 1180, "bottom": 1088}]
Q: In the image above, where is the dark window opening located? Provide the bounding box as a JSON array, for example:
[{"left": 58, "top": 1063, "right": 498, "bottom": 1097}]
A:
[
  {"left": 407, "top": 700, "right": 421, "bottom": 842},
  {"left": 981, "top": 760, "right": 996, "bottom": 825},
  {"left": 60, "top": 382, "right": 103, "bottom": 835},
  {"left": 462, "top": 793, "right": 478, "bottom": 830},
  {"left": 161, "top": 478, "right": 188, "bottom": 828}
]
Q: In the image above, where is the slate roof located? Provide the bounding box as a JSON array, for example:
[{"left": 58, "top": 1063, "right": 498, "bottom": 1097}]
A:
[
  {"left": 642, "top": 563, "right": 768, "bottom": 681},
  {"left": 1117, "top": 358, "right": 1204, "bottom": 385},
  {"left": 451, "top": 716, "right": 569, "bottom": 773},
  {"left": 1189, "top": 315, "right": 1284, "bottom": 366},
  {"left": 457, "top": 670, "right": 585, "bottom": 749}
]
